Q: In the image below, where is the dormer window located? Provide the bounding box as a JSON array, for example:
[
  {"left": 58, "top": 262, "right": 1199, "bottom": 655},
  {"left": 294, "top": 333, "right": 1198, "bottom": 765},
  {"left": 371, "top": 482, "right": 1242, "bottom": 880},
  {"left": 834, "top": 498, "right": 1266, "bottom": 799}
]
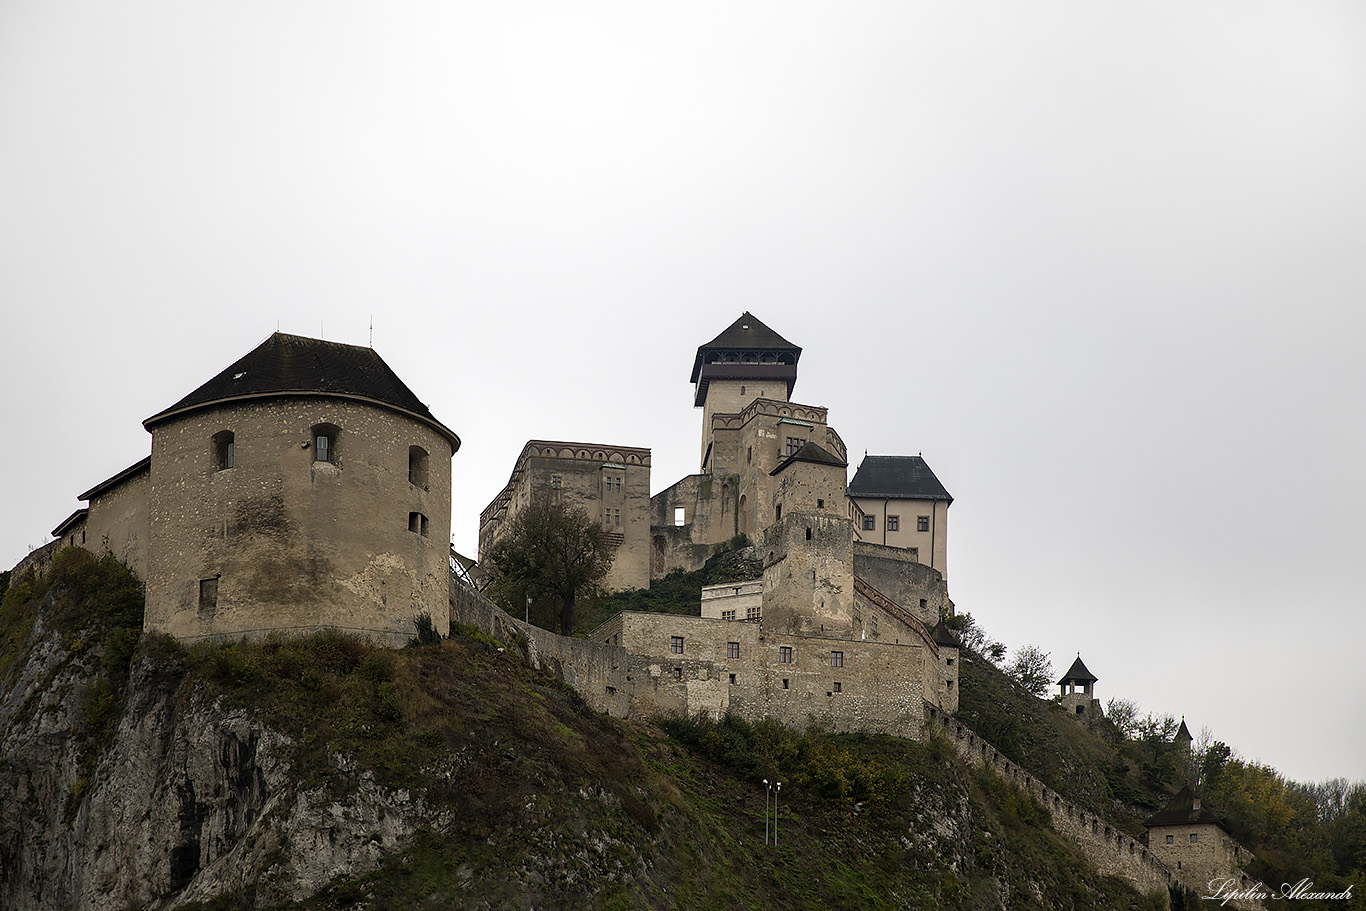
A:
[{"left": 213, "top": 431, "right": 235, "bottom": 471}]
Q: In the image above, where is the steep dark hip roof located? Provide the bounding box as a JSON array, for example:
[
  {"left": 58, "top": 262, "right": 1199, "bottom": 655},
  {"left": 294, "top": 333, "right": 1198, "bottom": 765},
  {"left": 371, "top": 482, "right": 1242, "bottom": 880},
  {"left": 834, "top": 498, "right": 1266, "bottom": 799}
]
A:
[
  {"left": 690, "top": 312, "right": 802, "bottom": 404},
  {"left": 1143, "top": 785, "right": 1231, "bottom": 832},
  {"left": 143, "top": 333, "right": 460, "bottom": 448},
  {"left": 847, "top": 455, "right": 952, "bottom": 504}
]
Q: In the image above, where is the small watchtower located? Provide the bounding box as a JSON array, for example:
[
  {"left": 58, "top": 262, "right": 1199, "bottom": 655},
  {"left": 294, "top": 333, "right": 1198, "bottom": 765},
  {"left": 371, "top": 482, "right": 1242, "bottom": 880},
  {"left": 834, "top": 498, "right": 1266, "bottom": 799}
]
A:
[{"left": 1058, "top": 655, "right": 1099, "bottom": 718}]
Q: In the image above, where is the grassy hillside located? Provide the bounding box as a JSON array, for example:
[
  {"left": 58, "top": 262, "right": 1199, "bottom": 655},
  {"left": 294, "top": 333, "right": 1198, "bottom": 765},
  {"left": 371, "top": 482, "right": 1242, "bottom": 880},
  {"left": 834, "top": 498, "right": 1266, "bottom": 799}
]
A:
[{"left": 164, "top": 626, "right": 1165, "bottom": 911}]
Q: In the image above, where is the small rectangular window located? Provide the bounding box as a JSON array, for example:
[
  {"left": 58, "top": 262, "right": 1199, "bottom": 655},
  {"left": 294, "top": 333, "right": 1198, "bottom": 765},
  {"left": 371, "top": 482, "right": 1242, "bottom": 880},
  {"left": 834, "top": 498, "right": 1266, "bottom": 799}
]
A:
[
  {"left": 615, "top": 508, "right": 620, "bottom": 526},
  {"left": 782, "top": 678, "right": 789, "bottom": 689},
  {"left": 674, "top": 506, "right": 685, "bottom": 526},
  {"left": 1190, "top": 833, "right": 1199, "bottom": 844},
  {"left": 729, "top": 673, "right": 737, "bottom": 685},
  {"left": 816, "top": 499, "right": 824, "bottom": 509},
  {"left": 887, "top": 515, "right": 899, "bottom": 532},
  {"left": 775, "top": 504, "right": 782, "bottom": 522},
  {"left": 670, "top": 635, "right": 684, "bottom": 654},
  {"left": 550, "top": 475, "right": 562, "bottom": 489},
  {"left": 779, "top": 646, "right": 793, "bottom": 664},
  {"left": 863, "top": 515, "right": 875, "bottom": 531},
  {"left": 722, "top": 609, "right": 736, "bottom": 621},
  {"left": 918, "top": 515, "right": 930, "bottom": 532},
  {"left": 786, "top": 437, "right": 802, "bottom": 456},
  {"left": 409, "top": 512, "right": 428, "bottom": 535},
  {"left": 198, "top": 577, "right": 218, "bottom": 617},
  {"left": 833, "top": 681, "right": 842, "bottom": 693},
  {"left": 727, "top": 641, "right": 740, "bottom": 659},
  {"left": 830, "top": 651, "right": 843, "bottom": 668},
  {"left": 673, "top": 667, "right": 682, "bottom": 679},
  {"left": 746, "top": 606, "right": 761, "bottom": 621},
  {"left": 870, "top": 616, "right": 878, "bottom": 635},
  {"left": 1166, "top": 835, "right": 1174, "bottom": 845}
]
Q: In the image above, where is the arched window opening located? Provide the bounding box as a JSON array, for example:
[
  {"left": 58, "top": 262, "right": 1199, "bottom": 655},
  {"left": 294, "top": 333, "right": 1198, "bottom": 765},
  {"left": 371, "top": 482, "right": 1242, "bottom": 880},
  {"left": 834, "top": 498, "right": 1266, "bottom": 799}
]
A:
[
  {"left": 312, "top": 423, "right": 340, "bottom": 464},
  {"left": 409, "top": 445, "right": 429, "bottom": 487},
  {"left": 213, "top": 431, "right": 235, "bottom": 471}
]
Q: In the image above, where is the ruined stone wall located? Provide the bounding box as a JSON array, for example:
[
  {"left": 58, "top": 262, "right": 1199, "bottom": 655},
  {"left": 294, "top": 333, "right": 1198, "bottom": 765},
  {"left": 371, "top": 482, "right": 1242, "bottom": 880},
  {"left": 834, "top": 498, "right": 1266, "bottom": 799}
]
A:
[
  {"left": 928, "top": 712, "right": 1174, "bottom": 895},
  {"left": 649, "top": 473, "right": 738, "bottom": 578},
  {"left": 852, "top": 542, "right": 952, "bottom": 627},
  {"left": 145, "top": 398, "right": 453, "bottom": 644}
]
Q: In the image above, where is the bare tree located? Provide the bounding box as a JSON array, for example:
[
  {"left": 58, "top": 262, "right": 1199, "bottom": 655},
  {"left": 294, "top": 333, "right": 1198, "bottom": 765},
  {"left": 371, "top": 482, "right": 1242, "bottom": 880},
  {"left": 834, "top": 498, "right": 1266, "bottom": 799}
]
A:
[{"left": 485, "top": 498, "right": 614, "bottom": 636}]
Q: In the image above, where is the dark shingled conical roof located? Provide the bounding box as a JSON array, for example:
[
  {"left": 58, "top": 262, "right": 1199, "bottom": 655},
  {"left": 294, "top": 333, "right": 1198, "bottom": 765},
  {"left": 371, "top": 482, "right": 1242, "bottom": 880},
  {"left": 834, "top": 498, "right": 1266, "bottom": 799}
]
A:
[
  {"left": 848, "top": 455, "right": 953, "bottom": 504},
  {"left": 144, "top": 333, "right": 459, "bottom": 448},
  {"left": 1058, "top": 655, "right": 1097, "bottom": 685}
]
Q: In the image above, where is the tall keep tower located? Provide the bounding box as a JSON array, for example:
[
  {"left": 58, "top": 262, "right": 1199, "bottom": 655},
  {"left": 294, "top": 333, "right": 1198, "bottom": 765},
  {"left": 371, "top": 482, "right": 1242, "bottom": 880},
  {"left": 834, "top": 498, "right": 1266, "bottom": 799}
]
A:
[{"left": 691, "top": 312, "right": 801, "bottom": 471}]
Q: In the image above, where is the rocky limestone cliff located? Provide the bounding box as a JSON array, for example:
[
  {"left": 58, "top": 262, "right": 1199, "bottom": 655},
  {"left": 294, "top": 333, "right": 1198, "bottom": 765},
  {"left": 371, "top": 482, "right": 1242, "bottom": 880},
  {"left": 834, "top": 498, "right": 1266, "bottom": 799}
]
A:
[{"left": 0, "top": 611, "right": 446, "bottom": 911}]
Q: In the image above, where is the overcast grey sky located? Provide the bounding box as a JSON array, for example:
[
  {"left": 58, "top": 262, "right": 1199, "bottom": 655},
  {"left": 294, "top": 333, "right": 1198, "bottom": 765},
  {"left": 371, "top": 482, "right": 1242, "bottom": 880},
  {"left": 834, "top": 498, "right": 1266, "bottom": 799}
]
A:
[{"left": 3, "top": 1, "right": 1363, "bottom": 783}]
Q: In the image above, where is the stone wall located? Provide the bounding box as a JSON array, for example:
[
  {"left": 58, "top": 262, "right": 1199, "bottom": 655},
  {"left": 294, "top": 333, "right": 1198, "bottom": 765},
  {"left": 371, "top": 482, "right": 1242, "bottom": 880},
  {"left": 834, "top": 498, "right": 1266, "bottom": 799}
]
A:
[
  {"left": 452, "top": 577, "right": 927, "bottom": 740},
  {"left": 85, "top": 463, "right": 152, "bottom": 578},
  {"left": 648, "top": 473, "right": 737, "bottom": 577},
  {"left": 927, "top": 711, "right": 1174, "bottom": 895},
  {"left": 146, "top": 397, "right": 453, "bottom": 644},
  {"left": 852, "top": 542, "right": 952, "bottom": 627},
  {"left": 480, "top": 441, "right": 652, "bottom": 592}
]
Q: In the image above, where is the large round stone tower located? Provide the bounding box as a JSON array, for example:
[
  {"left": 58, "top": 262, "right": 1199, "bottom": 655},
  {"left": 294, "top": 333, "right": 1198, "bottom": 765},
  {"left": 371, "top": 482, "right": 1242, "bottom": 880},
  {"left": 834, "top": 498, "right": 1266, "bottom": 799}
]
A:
[{"left": 141, "top": 332, "right": 460, "bottom": 643}]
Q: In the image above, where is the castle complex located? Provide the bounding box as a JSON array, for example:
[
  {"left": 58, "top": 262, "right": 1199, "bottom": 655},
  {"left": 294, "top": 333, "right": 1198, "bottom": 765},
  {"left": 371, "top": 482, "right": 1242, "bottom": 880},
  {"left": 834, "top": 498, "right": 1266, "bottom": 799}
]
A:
[
  {"left": 24, "top": 315, "right": 1256, "bottom": 900},
  {"left": 477, "top": 313, "right": 960, "bottom": 738}
]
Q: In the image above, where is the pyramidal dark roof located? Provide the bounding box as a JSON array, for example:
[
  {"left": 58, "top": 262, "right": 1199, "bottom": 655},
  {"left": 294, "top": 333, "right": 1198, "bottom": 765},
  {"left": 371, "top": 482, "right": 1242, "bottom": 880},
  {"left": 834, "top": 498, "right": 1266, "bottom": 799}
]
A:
[
  {"left": 1143, "top": 785, "right": 1229, "bottom": 831},
  {"left": 770, "top": 440, "right": 848, "bottom": 476},
  {"left": 690, "top": 312, "right": 802, "bottom": 383},
  {"left": 847, "top": 455, "right": 953, "bottom": 504},
  {"left": 1058, "top": 655, "right": 1097, "bottom": 685},
  {"left": 1174, "top": 718, "right": 1193, "bottom": 743},
  {"left": 144, "top": 333, "right": 459, "bottom": 447}
]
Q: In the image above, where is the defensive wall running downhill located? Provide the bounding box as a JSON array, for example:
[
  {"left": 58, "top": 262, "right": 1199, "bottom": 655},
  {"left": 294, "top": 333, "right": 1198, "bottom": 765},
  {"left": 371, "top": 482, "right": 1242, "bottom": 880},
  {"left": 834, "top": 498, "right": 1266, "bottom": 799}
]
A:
[
  {"left": 925, "top": 709, "right": 1175, "bottom": 895},
  {"left": 450, "top": 573, "right": 1176, "bottom": 898}
]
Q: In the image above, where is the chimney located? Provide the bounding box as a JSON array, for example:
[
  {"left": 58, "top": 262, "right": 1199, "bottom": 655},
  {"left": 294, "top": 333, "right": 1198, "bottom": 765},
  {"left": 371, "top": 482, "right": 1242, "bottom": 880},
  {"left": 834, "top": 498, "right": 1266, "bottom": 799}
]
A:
[{"left": 1192, "top": 798, "right": 1202, "bottom": 811}]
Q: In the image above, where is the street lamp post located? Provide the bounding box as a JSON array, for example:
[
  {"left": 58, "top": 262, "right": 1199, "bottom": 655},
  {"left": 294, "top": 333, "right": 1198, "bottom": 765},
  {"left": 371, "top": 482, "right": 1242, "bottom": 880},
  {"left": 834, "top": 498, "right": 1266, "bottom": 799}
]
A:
[{"left": 763, "top": 779, "right": 782, "bottom": 846}]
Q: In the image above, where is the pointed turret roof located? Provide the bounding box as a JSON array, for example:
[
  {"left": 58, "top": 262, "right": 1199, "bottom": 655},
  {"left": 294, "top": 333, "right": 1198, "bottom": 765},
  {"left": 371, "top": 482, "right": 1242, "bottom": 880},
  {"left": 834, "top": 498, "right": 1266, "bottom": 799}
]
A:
[
  {"left": 1058, "top": 655, "right": 1097, "bottom": 685},
  {"left": 770, "top": 440, "right": 847, "bottom": 476},
  {"left": 144, "top": 333, "right": 459, "bottom": 448},
  {"left": 690, "top": 312, "right": 801, "bottom": 405},
  {"left": 847, "top": 455, "right": 953, "bottom": 504},
  {"left": 1174, "top": 718, "right": 1193, "bottom": 743}
]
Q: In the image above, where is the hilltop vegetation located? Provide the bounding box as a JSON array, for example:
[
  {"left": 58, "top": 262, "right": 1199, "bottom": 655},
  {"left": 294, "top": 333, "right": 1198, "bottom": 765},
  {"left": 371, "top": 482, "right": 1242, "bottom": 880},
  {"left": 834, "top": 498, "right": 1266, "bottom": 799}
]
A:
[{"left": 948, "top": 614, "right": 1366, "bottom": 902}]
